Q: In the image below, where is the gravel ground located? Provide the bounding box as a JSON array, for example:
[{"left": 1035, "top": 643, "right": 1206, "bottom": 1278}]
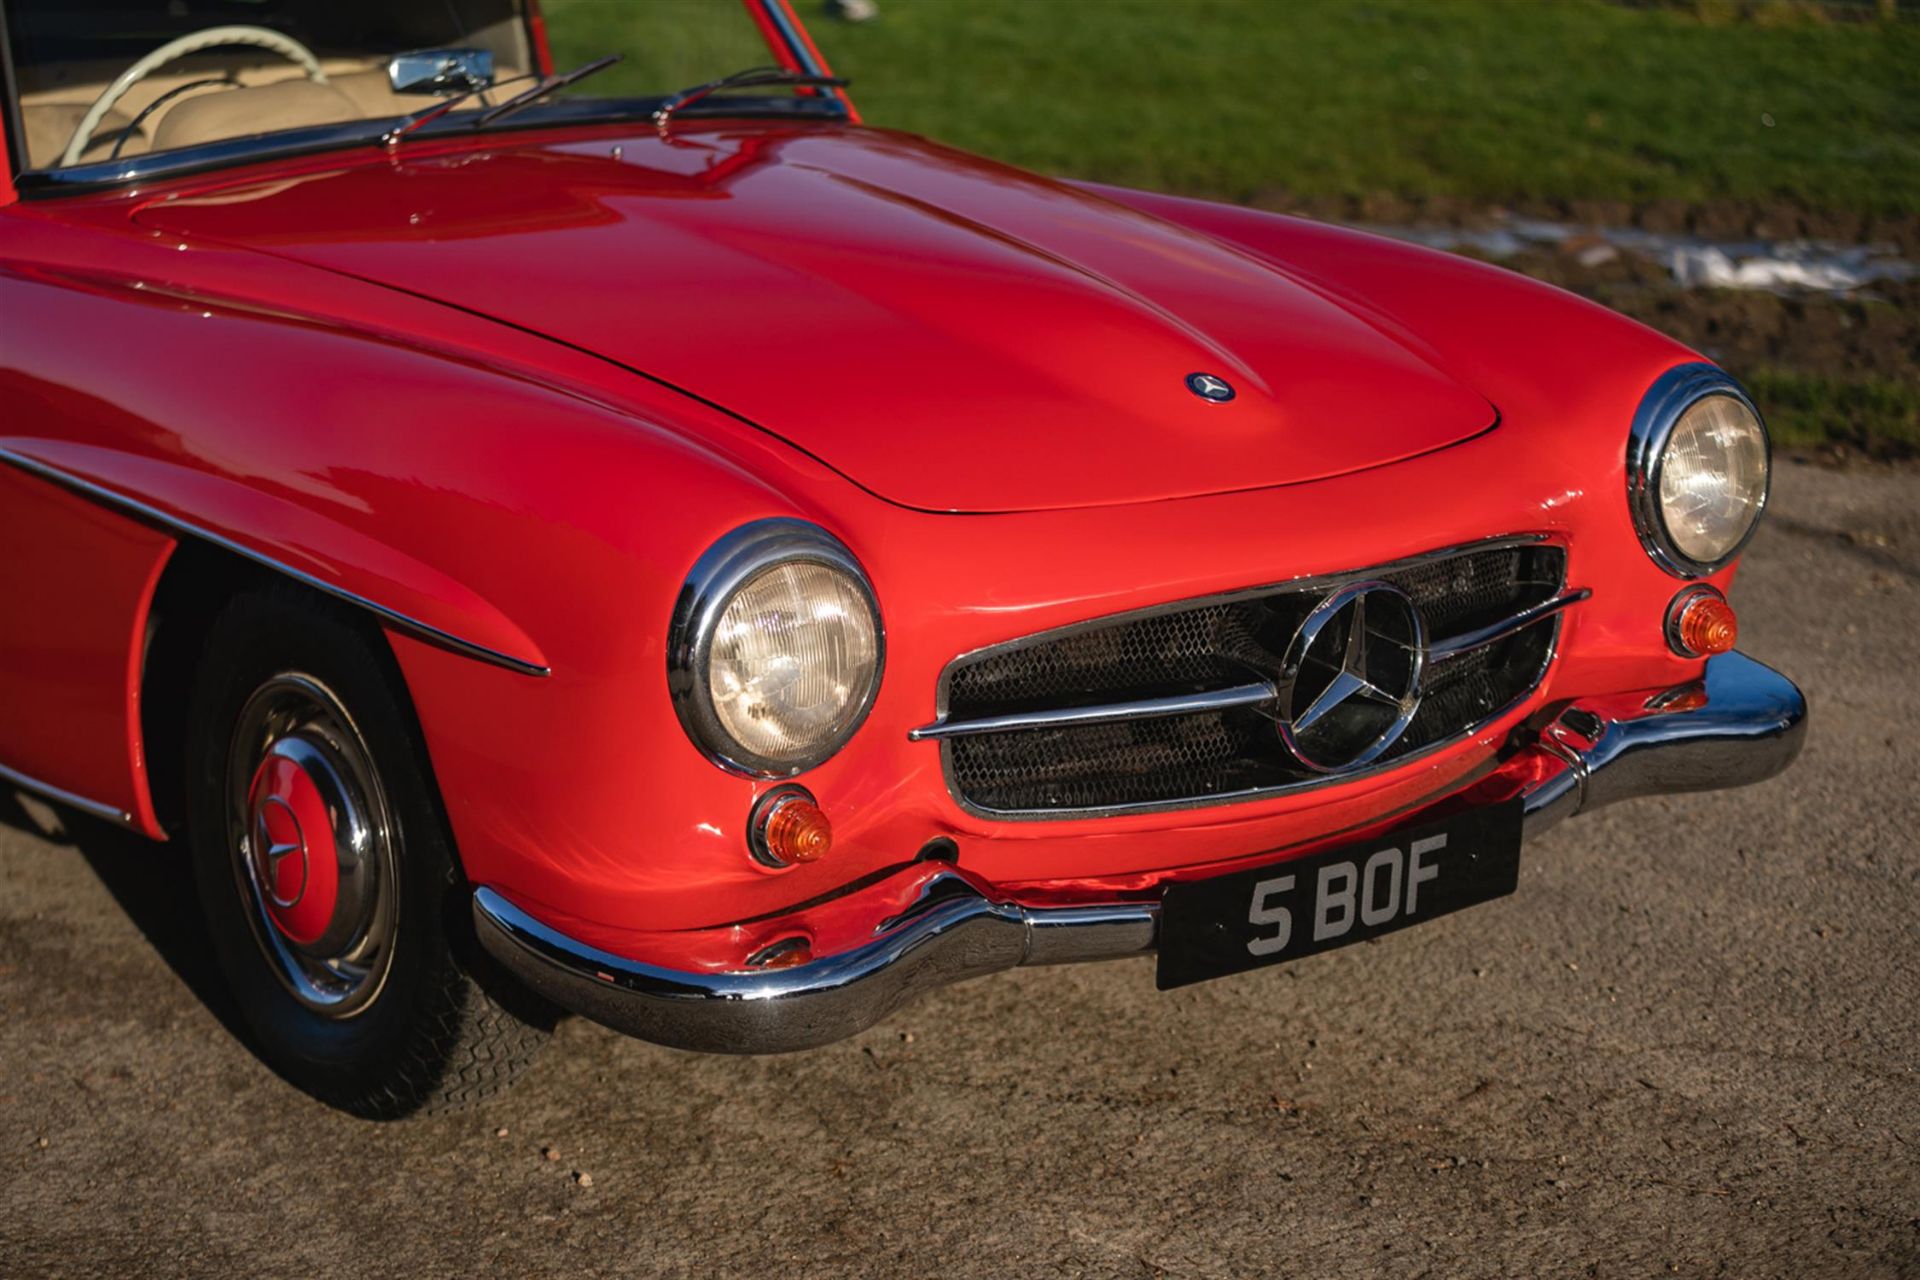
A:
[{"left": 1, "top": 461, "right": 1915, "bottom": 1279}]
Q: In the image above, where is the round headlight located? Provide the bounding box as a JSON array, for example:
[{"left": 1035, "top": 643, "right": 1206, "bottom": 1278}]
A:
[
  {"left": 669, "top": 520, "right": 883, "bottom": 776},
  {"left": 1628, "top": 365, "right": 1771, "bottom": 577}
]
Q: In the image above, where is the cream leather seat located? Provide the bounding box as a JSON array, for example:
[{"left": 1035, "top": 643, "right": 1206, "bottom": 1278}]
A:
[
  {"left": 22, "top": 101, "right": 147, "bottom": 166},
  {"left": 327, "top": 69, "right": 442, "bottom": 119},
  {"left": 151, "top": 78, "right": 363, "bottom": 152}
]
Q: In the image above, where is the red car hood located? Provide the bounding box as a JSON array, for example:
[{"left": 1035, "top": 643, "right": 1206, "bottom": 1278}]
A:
[{"left": 137, "top": 124, "right": 1495, "bottom": 513}]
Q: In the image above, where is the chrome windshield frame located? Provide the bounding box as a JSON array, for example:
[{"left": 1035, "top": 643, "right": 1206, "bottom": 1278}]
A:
[
  {"left": 10, "top": 93, "right": 848, "bottom": 197},
  {"left": 2, "top": 0, "right": 851, "bottom": 197}
]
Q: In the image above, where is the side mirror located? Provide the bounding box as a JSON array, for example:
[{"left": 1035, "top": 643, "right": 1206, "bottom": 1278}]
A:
[{"left": 388, "top": 48, "right": 495, "bottom": 96}]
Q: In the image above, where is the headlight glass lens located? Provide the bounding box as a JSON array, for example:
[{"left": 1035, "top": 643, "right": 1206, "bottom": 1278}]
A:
[
  {"left": 707, "top": 560, "right": 880, "bottom": 766},
  {"left": 1657, "top": 393, "right": 1769, "bottom": 567}
]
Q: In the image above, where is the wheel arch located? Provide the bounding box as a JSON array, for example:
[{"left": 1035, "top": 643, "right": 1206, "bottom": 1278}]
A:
[
  {"left": 0, "top": 435, "right": 556, "bottom": 853},
  {"left": 139, "top": 535, "right": 462, "bottom": 876}
]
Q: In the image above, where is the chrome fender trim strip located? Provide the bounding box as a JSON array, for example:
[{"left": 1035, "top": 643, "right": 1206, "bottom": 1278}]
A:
[
  {"left": 0, "top": 759, "right": 136, "bottom": 827},
  {"left": 0, "top": 447, "right": 549, "bottom": 678}
]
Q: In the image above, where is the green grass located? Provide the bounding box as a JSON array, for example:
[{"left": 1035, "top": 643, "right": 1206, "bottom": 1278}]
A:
[
  {"left": 1747, "top": 368, "right": 1920, "bottom": 455},
  {"left": 544, "top": 0, "right": 773, "bottom": 91},
  {"left": 547, "top": 0, "right": 1920, "bottom": 216}
]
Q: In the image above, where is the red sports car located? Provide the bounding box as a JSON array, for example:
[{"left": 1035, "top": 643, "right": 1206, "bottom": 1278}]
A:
[{"left": 0, "top": 0, "right": 1804, "bottom": 1115}]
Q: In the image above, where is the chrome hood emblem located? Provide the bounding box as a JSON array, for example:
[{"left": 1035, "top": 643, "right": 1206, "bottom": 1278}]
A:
[
  {"left": 1185, "top": 372, "right": 1235, "bottom": 403},
  {"left": 1277, "top": 581, "right": 1426, "bottom": 772}
]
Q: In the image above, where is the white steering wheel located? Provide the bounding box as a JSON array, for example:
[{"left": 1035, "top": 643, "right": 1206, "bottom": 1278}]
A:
[{"left": 61, "top": 24, "right": 328, "bottom": 167}]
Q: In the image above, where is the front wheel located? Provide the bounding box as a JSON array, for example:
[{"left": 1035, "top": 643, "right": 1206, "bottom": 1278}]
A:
[{"left": 186, "top": 587, "right": 550, "bottom": 1117}]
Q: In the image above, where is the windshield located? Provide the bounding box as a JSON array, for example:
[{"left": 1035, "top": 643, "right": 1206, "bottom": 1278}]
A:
[{"left": 3, "top": 0, "right": 824, "bottom": 178}]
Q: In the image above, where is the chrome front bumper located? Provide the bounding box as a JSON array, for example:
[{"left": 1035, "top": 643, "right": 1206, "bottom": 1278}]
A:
[{"left": 474, "top": 651, "right": 1806, "bottom": 1055}]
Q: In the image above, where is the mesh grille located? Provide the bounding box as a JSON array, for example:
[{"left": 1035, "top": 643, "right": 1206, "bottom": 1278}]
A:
[{"left": 940, "top": 543, "right": 1566, "bottom": 815}]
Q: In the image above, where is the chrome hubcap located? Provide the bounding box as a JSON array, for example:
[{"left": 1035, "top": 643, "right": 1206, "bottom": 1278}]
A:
[{"left": 226, "top": 674, "right": 398, "bottom": 1018}]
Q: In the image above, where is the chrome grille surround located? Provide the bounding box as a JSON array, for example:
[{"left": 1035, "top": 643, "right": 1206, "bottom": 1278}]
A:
[{"left": 915, "top": 536, "right": 1582, "bottom": 819}]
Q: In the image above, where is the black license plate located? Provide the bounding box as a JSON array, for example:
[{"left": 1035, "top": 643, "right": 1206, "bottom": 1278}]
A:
[{"left": 1156, "top": 799, "right": 1524, "bottom": 990}]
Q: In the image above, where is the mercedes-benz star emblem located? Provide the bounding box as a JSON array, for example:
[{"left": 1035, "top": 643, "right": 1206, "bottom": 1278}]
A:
[
  {"left": 1276, "top": 581, "right": 1426, "bottom": 773},
  {"left": 1185, "top": 372, "right": 1236, "bottom": 403},
  {"left": 253, "top": 795, "right": 308, "bottom": 910}
]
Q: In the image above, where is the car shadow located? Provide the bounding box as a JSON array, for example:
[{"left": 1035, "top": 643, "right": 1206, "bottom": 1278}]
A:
[{"left": 0, "top": 788, "right": 252, "bottom": 1047}]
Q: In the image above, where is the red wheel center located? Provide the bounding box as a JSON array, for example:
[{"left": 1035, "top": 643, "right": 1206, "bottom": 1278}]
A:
[{"left": 247, "top": 749, "right": 340, "bottom": 947}]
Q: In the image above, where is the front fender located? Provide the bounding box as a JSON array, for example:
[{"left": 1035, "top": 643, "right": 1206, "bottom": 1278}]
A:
[{"left": 0, "top": 249, "right": 867, "bottom": 913}]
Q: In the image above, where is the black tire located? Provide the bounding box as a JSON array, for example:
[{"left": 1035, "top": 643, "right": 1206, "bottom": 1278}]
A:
[{"left": 185, "top": 584, "right": 551, "bottom": 1117}]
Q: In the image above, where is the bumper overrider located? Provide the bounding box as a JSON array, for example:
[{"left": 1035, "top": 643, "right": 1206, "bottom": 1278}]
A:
[{"left": 473, "top": 651, "right": 1805, "bottom": 1054}]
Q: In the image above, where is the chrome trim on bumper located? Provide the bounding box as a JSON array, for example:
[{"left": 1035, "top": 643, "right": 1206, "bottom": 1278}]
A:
[
  {"left": 473, "top": 879, "right": 1158, "bottom": 1055},
  {"left": 475, "top": 651, "right": 1805, "bottom": 1055},
  {"left": 1519, "top": 650, "right": 1806, "bottom": 836}
]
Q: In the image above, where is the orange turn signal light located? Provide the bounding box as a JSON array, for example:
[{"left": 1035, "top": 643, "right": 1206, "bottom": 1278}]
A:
[
  {"left": 1667, "top": 587, "right": 1738, "bottom": 658},
  {"left": 746, "top": 936, "right": 813, "bottom": 969},
  {"left": 749, "top": 787, "right": 833, "bottom": 868},
  {"left": 766, "top": 797, "right": 832, "bottom": 863}
]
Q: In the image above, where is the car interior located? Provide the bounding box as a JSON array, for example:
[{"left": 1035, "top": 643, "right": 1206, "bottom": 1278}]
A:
[{"left": 4, "top": 0, "right": 533, "bottom": 169}]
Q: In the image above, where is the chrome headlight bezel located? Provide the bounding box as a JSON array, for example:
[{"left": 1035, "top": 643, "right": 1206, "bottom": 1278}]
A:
[
  {"left": 667, "top": 518, "right": 885, "bottom": 778},
  {"left": 1627, "top": 363, "right": 1771, "bottom": 578}
]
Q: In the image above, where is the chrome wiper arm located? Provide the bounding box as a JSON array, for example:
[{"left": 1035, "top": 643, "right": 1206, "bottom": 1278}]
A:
[
  {"left": 380, "top": 71, "right": 538, "bottom": 148},
  {"left": 380, "top": 57, "right": 832, "bottom": 150},
  {"left": 477, "top": 54, "right": 624, "bottom": 128},
  {"left": 652, "top": 65, "right": 848, "bottom": 129}
]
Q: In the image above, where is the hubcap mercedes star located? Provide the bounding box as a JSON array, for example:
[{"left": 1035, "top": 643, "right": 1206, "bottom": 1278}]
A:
[
  {"left": 226, "top": 674, "right": 399, "bottom": 1018},
  {"left": 1276, "top": 581, "right": 1426, "bottom": 772},
  {"left": 251, "top": 790, "right": 311, "bottom": 916}
]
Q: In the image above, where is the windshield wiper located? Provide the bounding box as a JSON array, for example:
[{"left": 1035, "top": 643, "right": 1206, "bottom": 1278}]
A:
[
  {"left": 380, "top": 71, "right": 537, "bottom": 147},
  {"left": 380, "top": 55, "right": 621, "bottom": 148},
  {"left": 380, "top": 56, "right": 831, "bottom": 150},
  {"left": 652, "top": 66, "right": 848, "bottom": 129},
  {"left": 477, "top": 54, "right": 624, "bottom": 127}
]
